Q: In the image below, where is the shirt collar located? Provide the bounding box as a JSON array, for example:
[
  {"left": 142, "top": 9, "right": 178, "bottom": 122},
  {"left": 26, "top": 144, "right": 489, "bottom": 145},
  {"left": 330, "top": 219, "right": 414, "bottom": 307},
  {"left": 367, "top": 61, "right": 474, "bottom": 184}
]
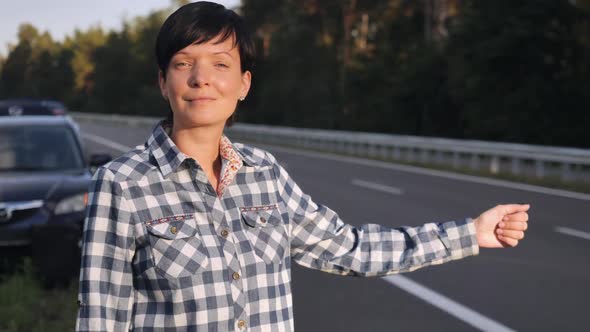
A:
[
  {"left": 219, "top": 135, "right": 241, "bottom": 165},
  {"left": 147, "top": 122, "right": 261, "bottom": 177}
]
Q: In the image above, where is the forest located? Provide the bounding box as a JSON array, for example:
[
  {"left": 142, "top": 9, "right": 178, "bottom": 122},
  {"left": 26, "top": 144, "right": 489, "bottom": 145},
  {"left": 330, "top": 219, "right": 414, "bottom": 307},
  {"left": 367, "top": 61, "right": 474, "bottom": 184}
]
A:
[{"left": 1, "top": 0, "right": 589, "bottom": 148}]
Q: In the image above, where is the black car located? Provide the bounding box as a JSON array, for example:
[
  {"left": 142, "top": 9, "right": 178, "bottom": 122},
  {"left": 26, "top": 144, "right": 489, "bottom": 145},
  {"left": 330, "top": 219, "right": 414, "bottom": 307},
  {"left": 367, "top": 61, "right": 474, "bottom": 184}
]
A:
[
  {"left": 0, "top": 116, "right": 110, "bottom": 285},
  {"left": 0, "top": 98, "right": 68, "bottom": 116}
]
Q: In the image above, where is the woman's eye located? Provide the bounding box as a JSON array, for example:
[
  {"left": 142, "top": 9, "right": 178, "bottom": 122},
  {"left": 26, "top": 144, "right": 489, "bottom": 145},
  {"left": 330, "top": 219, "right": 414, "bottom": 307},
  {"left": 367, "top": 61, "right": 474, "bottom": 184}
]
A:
[{"left": 175, "top": 62, "right": 191, "bottom": 68}]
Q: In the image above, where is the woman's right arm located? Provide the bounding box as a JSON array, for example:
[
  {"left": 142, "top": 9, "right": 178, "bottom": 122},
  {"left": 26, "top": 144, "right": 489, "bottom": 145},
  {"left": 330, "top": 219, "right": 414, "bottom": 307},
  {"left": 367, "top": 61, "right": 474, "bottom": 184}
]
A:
[{"left": 76, "top": 167, "right": 136, "bottom": 332}]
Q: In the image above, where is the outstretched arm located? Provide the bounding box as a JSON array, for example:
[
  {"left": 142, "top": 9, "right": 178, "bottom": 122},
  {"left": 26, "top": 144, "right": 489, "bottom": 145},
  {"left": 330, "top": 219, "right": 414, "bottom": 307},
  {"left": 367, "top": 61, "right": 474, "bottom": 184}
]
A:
[
  {"left": 269, "top": 151, "right": 531, "bottom": 277},
  {"left": 270, "top": 154, "right": 479, "bottom": 277}
]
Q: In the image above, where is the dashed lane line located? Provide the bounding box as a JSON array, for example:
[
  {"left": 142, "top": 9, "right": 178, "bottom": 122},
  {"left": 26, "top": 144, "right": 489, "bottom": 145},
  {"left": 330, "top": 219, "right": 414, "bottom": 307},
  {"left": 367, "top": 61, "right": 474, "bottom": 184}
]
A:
[
  {"left": 554, "top": 226, "right": 590, "bottom": 241},
  {"left": 351, "top": 179, "right": 404, "bottom": 195}
]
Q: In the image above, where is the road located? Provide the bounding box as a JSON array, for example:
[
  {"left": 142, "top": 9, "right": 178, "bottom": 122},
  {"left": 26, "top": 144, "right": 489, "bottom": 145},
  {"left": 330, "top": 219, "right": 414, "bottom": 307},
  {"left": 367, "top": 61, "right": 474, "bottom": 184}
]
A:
[{"left": 80, "top": 121, "right": 590, "bottom": 332}]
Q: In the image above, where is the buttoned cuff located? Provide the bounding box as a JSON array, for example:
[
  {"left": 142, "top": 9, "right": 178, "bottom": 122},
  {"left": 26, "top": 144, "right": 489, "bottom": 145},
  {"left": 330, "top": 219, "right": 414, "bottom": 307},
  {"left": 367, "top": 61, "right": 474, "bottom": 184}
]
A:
[{"left": 439, "top": 218, "right": 479, "bottom": 260}]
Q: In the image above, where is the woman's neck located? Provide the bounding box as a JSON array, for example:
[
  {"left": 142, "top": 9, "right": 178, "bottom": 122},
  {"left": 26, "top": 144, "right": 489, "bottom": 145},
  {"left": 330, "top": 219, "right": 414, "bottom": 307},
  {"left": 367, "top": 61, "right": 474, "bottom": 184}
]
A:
[{"left": 170, "top": 124, "right": 224, "bottom": 188}]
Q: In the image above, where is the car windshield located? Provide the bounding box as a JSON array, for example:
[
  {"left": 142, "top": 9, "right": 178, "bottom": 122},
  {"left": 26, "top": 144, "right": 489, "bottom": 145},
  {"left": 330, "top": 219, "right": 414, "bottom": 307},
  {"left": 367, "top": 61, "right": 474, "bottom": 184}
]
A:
[{"left": 0, "top": 125, "right": 84, "bottom": 172}]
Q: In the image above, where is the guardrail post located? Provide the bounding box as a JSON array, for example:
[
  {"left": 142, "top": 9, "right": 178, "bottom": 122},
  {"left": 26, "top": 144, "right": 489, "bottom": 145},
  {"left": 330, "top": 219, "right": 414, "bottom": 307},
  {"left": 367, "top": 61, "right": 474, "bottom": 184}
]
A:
[
  {"left": 371, "top": 143, "right": 376, "bottom": 158},
  {"left": 453, "top": 152, "right": 460, "bottom": 169},
  {"left": 490, "top": 156, "right": 500, "bottom": 174},
  {"left": 435, "top": 151, "right": 444, "bottom": 165},
  {"left": 393, "top": 146, "right": 401, "bottom": 160},
  {"left": 379, "top": 144, "right": 389, "bottom": 159},
  {"left": 535, "top": 160, "right": 545, "bottom": 178},
  {"left": 511, "top": 158, "right": 521, "bottom": 175},
  {"left": 470, "top": 154, "right": 479, "bottom": 171},
  {"left": 407, "top": 148, "right": 415, "bottom": 163},
  {"left": 561, "top": 163, "right": 572, "bottom": 182},
  {"left": 420, "top": 149, "right": 429, "bottom": 164}
]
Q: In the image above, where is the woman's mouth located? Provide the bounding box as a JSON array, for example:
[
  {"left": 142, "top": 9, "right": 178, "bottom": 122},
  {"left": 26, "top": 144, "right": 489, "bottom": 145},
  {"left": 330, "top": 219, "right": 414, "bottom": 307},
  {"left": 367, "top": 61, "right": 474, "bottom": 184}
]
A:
[{"left": 185, "top": 97, "right": 216, "bottom": 103}]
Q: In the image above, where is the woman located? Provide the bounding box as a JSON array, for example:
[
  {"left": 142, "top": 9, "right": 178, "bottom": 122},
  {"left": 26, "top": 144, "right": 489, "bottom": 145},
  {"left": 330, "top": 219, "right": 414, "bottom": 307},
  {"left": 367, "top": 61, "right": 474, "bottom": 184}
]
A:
[{"left": 76, "top": 2, "right": 530, "bottom": 331}]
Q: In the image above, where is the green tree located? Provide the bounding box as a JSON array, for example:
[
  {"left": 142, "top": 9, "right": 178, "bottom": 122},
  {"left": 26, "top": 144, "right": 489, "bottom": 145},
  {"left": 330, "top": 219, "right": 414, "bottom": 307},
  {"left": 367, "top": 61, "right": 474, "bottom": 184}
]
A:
[
  {"left": 446, "top": 0, "right": 590, "bottom": 147},
  {"left": 0, "top": 24, "right": 74, "bottom": 101},
  {"left": 64, "top": 26, "right": 107, "bottom": 108},
  {"left": 0, "top": 24, "right": 36, "bottom": 97}
]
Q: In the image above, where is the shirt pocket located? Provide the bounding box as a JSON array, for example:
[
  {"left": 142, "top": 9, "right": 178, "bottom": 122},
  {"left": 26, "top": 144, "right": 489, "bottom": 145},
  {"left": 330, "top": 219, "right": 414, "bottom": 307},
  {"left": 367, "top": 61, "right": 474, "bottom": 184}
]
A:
[
  {"left": 145, "top": 214, "right": 209, "bottom": 280},
  {"left": 240, "top": 205, "right": 288, "bottom": 265}
]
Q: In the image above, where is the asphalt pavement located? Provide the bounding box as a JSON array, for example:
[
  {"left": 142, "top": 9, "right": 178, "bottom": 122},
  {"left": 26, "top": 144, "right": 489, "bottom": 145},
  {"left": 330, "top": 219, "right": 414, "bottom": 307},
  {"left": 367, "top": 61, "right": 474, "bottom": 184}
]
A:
[{"left": 80, "top": 121, "right": 590, "bottom": 332}]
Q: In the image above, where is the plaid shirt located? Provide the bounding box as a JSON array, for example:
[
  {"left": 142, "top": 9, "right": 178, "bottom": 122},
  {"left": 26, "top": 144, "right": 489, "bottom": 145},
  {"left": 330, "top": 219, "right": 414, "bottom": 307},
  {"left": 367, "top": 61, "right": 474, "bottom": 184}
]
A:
[{"left": 76, "top": 123, "right": 479, "bottom": 332}]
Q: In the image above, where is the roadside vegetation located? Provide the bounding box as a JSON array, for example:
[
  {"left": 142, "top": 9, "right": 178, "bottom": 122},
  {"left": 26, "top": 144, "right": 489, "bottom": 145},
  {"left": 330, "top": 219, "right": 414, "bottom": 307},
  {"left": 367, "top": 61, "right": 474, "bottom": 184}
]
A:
[{"left": 0, "top": 259, "right": 77, "bottom": 332}]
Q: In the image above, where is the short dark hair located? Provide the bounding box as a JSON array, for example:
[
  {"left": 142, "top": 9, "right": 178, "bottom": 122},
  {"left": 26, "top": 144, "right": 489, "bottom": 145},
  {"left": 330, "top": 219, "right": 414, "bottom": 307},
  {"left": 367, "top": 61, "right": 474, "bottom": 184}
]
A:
[{"left": 155, "top": 1, "right": 256, "bottom": 126}]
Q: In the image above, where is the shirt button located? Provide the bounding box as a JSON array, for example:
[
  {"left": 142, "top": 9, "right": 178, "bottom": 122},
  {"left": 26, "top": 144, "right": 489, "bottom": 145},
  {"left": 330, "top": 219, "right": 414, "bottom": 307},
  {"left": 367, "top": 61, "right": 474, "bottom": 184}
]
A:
[
  {"left": 232, "top": 272, "right": 241, "bottom": 280},
  {"left": 221, "top": 229, "right": 229, "bottom": 238},
  {"left": 260, "top": 217, "right": 266, "bottom": 223},
  {"left": 170, "top": 226, "right": 178, "bottom": 234},
  {"left": 237, "top": 320, "right": 246, "bottom": 329}
]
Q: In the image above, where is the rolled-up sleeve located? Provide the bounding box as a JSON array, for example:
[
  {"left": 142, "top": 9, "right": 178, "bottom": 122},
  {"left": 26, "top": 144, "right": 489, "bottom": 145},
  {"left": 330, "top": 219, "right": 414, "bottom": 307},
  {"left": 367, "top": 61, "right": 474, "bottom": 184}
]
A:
[
  {"left": 270, "top": 154, "right": 479, "bottom": 277},
  {"left": 76, "top": 167, "right": 136, "bottom": 331}
]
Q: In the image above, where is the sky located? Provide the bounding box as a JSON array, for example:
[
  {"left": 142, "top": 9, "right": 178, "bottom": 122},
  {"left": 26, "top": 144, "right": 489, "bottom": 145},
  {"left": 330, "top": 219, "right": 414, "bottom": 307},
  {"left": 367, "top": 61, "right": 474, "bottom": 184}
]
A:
[{"left": 0, "top": 0, "right": 240, "bottom": 57}]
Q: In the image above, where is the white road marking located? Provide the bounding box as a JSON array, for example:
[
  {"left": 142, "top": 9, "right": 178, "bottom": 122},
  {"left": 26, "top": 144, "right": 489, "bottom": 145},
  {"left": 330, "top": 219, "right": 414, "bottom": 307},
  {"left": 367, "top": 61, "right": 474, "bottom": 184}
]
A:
[
  {"left": 383, "top": 275, "right": 516, "bottom": 332},
  {"left": 82, "top": 133, "right": 132, "bottom": 153},
  {"left": 351, "top": 179, "right": 403, "bottom": 195},
  {"left": 554, "top": 226, "right": 590, "bottom": 240},
  {"left": 261, "top": 144, "right": 590, "bottom": 202}
]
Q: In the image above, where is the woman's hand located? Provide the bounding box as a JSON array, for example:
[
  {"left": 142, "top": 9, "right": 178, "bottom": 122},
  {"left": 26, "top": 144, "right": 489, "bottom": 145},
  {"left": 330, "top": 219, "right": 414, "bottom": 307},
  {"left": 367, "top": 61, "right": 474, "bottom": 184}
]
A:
[{"left": 473, "top": 204, "right": 530, "bottom": 248}]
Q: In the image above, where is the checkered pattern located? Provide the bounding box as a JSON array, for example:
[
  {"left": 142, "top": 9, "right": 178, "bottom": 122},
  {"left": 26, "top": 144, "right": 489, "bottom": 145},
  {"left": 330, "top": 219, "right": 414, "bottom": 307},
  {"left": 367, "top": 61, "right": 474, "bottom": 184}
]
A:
[
  {"left": 146, "top": 217, "right": 210, "bottom": 280},
  {"left": 241, "top": 206, "right": 288, "bottom": 265},
  {"left": 76, "top": 123, "right": 479, "bottom": 331}
]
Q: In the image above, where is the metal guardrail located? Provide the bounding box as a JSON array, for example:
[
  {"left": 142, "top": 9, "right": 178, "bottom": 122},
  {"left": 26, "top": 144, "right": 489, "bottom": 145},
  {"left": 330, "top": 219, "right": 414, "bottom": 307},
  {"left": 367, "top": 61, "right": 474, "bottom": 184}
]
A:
[{"left": 71, "top": 112, "right": 590, "bottom": 183}]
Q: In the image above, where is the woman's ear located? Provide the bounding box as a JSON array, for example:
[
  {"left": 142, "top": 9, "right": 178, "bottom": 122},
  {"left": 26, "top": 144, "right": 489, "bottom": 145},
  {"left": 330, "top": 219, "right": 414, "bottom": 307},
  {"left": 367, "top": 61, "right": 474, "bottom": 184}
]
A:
[
  {"left": 158, "top": 70, "right": 168, "bottom": 100},
  {"left": 240, "top": 70, "right": 252, "bottom": 100}
]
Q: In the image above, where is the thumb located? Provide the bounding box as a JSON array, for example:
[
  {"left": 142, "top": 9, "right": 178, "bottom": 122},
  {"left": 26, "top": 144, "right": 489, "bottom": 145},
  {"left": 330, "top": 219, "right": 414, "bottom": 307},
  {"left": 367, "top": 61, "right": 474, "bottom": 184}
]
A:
[{"left": 500, "top": 204, "right": 530, "bottom": 215}]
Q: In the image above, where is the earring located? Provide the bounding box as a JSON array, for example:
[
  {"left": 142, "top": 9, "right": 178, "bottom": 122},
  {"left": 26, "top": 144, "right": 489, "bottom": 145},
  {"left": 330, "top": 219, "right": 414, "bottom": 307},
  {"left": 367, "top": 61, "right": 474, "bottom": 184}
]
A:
[{"left": 239, "top": 96, "right": 245, "bottom": 101}]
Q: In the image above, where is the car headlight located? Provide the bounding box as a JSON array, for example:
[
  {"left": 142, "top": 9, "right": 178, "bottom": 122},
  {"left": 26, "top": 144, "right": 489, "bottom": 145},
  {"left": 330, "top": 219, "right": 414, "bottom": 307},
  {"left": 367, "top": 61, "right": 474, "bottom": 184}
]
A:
[{"left": 55, "top": 193, "right": 88, "bottom": 215}]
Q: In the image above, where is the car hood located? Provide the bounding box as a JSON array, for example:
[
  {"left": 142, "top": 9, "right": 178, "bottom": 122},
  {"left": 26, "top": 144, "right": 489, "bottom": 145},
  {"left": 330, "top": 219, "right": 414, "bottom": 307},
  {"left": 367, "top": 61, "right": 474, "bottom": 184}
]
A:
[{"left": 0, "top": 171, "right": 92, "bottom": 202}]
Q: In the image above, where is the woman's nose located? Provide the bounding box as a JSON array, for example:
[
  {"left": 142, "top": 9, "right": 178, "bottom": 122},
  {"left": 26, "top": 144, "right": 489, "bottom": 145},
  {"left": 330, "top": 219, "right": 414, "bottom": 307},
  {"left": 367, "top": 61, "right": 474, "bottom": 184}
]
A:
[{"left": 188, "top": 64, "right": 210, "bottom": 87}]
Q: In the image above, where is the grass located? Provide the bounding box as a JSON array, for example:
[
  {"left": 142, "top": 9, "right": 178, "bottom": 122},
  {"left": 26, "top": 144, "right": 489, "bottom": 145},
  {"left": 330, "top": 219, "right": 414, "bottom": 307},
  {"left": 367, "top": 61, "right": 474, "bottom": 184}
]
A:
[{"left": 0, "top": 259, "right": 78, "bottom": 332}]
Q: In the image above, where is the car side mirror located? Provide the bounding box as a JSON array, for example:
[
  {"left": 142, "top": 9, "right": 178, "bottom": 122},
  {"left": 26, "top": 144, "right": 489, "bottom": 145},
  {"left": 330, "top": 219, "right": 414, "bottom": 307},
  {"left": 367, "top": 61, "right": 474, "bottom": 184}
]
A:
[{"left": 89, "top": 153, "right": 112, "bottom": 173}]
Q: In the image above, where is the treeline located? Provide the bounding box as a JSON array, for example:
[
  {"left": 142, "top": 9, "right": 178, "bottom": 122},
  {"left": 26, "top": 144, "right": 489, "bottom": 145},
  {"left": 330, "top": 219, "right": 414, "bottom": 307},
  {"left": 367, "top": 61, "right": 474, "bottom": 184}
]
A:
[
  {"left": 1, "top": 0, "right": 589, "bottom": 148},
  {"left": 0, "top": 8, "right": 169, "bottom": 117}
]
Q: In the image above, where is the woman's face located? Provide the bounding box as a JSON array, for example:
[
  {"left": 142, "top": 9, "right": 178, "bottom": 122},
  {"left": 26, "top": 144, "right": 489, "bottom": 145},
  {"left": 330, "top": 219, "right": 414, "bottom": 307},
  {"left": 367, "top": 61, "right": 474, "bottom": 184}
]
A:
[{"left": 159, "top": 35, "right": 251, "bottom": 130}]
